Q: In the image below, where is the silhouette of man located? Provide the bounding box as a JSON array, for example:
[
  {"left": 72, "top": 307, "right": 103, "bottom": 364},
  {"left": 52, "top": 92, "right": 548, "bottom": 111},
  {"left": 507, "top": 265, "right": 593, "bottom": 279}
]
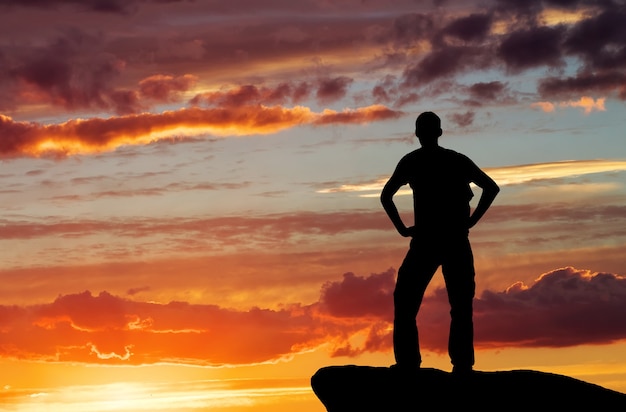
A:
[{"left": 381, "top": 111, "right": 499, "bottom": 374}]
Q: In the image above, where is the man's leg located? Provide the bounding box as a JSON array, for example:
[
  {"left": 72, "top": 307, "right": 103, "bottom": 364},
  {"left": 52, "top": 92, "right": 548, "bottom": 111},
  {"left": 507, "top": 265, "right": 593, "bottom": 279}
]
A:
[
  {"left": 442, "top": 236, "right": 476, "bottom": 370},
  {"left": 393, "top": 240, "right": 438, "bottom": 369}
]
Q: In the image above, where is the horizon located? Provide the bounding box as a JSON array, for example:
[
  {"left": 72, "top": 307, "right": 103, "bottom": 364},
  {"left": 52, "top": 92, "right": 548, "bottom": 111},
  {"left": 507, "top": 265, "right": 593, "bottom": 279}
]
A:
[{"left": 1, "top": 1, "right": 625, "bottom": 411}]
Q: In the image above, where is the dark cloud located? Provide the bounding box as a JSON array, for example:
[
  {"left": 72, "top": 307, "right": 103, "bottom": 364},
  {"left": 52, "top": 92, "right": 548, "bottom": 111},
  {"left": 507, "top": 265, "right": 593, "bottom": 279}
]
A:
[
  {"left": 440, "top": 13, "right": 493, "bottom": 43},
  {"left": 468, "top": 81, "right": 507, "bottom": 100},
  {"left": 494, "top": 0, "right": 593, "bottom": 14},
  {"left": 392, "top": 13, "right": 435, "bottom": 44},
  {"left": 498, "top": 25, "right": 565, "bottom": 72},
  {"left": 564, "top": 7, "right": 626, "bottom": 71},
  {"left": 371, "top": 75, "right": 422, "bottom": 107},
  {"left": 538, "top": 71, "right": 626, "bottom": 99},
  {"left": 316, "top": 77, "right": 354, "bottom": 104},
  {"left": 320, "top": 270, "right": 395, "bottom": 318},
  {"left": 1, "top": 1, "right": 624, "bottom": 123},
  {"left": 474, "top": 267, "right": 626, "bottom": 347},
  {"left": 3, "top": 29, "right": 199, "bottom": 114},
  {"left": 323, "top": 265, "right": 626, "bottom": 354},
  {"left": 403, "top": 45, "right": 487, "bottom": 86},
  {"left": 4, "top": 29, "right": 130, "bottom": 112}
]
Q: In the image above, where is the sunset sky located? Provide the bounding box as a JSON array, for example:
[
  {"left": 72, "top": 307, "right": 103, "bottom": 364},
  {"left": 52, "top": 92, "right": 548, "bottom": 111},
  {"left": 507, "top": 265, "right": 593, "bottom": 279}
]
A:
[{"left": 1, "top": 0, "right": 626, "bottom": 410}]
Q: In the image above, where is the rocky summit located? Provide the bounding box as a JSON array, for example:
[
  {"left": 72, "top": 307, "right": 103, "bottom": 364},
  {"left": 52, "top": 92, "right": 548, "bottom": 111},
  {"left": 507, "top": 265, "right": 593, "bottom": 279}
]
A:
[{"left": 312, "top": 365, "right": 626, "bottom": 411}]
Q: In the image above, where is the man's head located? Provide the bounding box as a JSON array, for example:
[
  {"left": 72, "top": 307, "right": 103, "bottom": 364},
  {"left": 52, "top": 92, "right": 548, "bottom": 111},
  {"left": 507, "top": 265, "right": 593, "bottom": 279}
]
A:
[{"left": 415, "top": 111, "right": 442, "bottom": 148}]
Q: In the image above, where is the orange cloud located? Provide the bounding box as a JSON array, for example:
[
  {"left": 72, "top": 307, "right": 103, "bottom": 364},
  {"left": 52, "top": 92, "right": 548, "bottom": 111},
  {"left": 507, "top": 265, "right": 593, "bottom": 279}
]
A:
[
  {"left": 1, "top": 267, "right": 624, "bottom": 366},
  {"left": 313, "top": 105, "right": 402, "bottom": 125},
  {"left": 561, "top": 96, "right": 606, "bottom": 114},
  {"left": 0, "top": 104, "right": 402, "bottom": 158},
  {"left": 530, "top": 101, "right": 555, "bottom": 112},
  {"left": 532, "top": 96, "right": 606, "bottom": 114},
  {"left": 0, "top": 289, "right": 364, "bottom": 365}
]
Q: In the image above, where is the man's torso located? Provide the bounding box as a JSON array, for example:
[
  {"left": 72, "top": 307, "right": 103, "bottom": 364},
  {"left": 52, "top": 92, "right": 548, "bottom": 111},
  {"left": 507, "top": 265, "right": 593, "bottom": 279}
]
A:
[{"left": 396, "top": 147, "right": 474, "bottom": 234}]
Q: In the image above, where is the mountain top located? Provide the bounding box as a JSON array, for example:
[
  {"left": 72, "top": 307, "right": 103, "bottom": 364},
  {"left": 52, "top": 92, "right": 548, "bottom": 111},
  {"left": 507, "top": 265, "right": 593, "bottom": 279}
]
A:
[{"left": 311, "top": 365, "right": 626, "bottom": 411}]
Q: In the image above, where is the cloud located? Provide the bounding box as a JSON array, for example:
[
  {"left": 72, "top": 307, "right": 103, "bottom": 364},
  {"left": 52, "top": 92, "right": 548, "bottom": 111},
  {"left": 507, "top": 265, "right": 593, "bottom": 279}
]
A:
[
  {"left": 190, "top": 82, "right": 312, "bottom": 108},
  {"left": 6, "top": 29, "right": 126, "bottom": 112},
  {"left": 0, "top": 290, "right": 329, "bottom": 365},
  {"left": 315, "top": 77, "right": 354, "bottom": 104},
  {"left": 447, "top": 110, "right": 476, "bottom": 127},
  {"left": 560, "top": 96, "right": 606, "bottom": 114},
  {"left": 0, "top": 103, "right": 402, "bottom": 158},
  {"left": 498, "top": 25, "right": 565, "bottom": 72},
  {"left": 439, "top": 12, "right": 493, "bottom": 43},
  {"left": 563, "top": 7, "right": 626, "bottom": 71},
  {"left": 317, "top": 159, "right": 626, "bottom": 195},
  {"left": 0, "top": 266, "right": 623, "bottom": 365},
  {"left": 532, "top": 96, "right": 606, "bottom": 114},
  {"left": 474, "top": 267, "right": 626, "bottom": 348},
  {"left": 370, "top": 75, "right": 422, "bottom": 108},
  {"left": 403, "top": 45, "right": 488, "bottom": 86},
  {"left": 138, "top": 74, "right": 198, "bottom": 102},
  {"left": 127, "top": 286, "right": 150, "bottom": 296},
  {"left": 1, "top": 31, "right": 199, "bottom": 114},
  {"left": 531, "top": 101, "right": 556, "bottom": 112},
  {"left": 480, "top": 202, "right": 626, "bottom": 225},
  {"left": 319, "top": 270, "right": 395, "bottom": 318},
  {"left": 391, "top": 12, "right": 435, "bottom": 44},
  {"left": 313, "top": 105, "right": 404, "bottom": 126},
  {"left": 0, "top": 210, "right": 392, "bottom": 242},
  {"left": 486, "top": 159, "right": 626, "bottom": 186},
  {"left": 1, "top": 1, "right": 624, "bottom": 117},
  {"left": 467, "top": 81, "right": 507, "bottom": 101},
  {"left": 538, "top": 72, "right": 626, "bottom": 100},
  {"left": 324, "top": 265, "right": 626, "bottom": 354}
]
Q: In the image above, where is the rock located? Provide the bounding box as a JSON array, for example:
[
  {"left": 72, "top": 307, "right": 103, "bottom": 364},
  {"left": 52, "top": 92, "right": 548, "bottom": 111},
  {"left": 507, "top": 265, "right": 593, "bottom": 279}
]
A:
[{"left": 311, "top": 365, "right": 626, "bottom": 411}]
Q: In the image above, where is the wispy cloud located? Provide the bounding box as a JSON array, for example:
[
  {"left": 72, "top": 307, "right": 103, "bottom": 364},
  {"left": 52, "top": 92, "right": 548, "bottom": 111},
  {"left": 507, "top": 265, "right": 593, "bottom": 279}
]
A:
[
  {"left": 0, "top": 105, "right": 402, "bottom": 158},
  {"left": 317, "top": 159, "right": 626, "bottom": 196}
]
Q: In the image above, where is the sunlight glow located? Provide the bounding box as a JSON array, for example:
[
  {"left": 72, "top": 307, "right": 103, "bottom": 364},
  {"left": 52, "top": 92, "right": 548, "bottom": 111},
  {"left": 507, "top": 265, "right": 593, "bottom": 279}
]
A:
[{"left": 2, "top": 380, "right": 313, "bottom": 412}]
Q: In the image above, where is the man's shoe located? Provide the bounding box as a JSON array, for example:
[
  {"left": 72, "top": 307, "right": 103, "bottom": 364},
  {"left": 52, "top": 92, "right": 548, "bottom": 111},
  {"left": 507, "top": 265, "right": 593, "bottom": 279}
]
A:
[
  {"left": 452, "top": 365, "right": 473, "bottom": 376},
  {"left": 390, "top": 363, "right": 421, "bottom": 375}
]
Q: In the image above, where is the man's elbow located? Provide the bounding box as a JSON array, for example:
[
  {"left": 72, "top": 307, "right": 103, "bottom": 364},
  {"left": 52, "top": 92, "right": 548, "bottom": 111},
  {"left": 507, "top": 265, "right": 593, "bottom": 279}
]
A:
[
  {"left": 380, "top": 192, "right": 390, "bottom": 207},
  {"left": 380, "top": 185, "right": 390, "bottom": 203},
  {"left": 488, "top": 182, "right": 500, "bottom": 198}
]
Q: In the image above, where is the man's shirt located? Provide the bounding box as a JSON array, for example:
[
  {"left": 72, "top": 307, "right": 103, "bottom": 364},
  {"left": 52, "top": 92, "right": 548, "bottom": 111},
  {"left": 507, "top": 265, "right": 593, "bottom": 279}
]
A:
[{"left": 391, "top": 146, "right": 477, "bottom": 235}]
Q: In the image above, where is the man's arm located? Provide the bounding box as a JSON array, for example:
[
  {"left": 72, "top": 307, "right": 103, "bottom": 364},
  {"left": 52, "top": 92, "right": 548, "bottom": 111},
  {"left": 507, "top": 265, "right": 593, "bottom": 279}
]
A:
[
  {"left": 380, "top": 171, "right": 413, "bottom": 237},
  {"left": 468, "top": 165, "right": 499, "bottom": 228}
]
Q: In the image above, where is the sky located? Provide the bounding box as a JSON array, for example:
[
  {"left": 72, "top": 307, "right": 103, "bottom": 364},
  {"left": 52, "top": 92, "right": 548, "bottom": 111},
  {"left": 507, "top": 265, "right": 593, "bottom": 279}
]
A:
[{"left": 1, "top": 0, "right": 625, "bottom": 410}]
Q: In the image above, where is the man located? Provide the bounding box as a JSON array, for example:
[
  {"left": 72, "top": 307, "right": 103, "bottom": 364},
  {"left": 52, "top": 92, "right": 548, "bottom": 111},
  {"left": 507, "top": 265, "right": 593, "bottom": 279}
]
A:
[{"left": 380, "top": 111, "right": 499, "bottom": 374}]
